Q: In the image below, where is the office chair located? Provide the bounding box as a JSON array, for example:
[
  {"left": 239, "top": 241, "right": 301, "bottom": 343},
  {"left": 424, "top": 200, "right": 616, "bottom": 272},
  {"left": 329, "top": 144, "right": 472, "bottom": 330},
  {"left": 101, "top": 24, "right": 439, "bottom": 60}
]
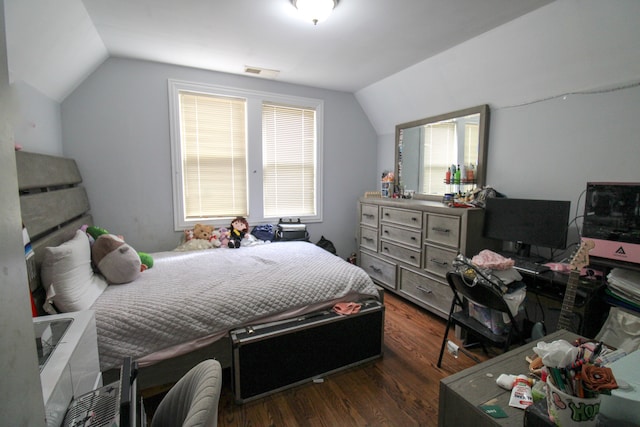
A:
[
  {"left": 437, "top": 270, "right": 523, "bottom": 368},
  {"left": 151, "top": 359, "right": 223, "bottom": 427}
]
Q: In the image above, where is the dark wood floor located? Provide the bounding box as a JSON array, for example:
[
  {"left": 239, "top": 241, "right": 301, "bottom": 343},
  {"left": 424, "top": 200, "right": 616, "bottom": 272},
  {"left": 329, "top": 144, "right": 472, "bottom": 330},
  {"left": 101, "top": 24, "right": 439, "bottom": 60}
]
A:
[{"left": 215, "top": 292, "right": 490, "bottom": 427}]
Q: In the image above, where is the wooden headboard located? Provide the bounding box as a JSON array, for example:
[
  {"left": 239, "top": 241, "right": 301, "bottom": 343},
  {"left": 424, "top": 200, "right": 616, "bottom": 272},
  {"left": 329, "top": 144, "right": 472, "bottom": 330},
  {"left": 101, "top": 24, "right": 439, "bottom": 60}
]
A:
[{"left": 16, "top": 151, "right": 93, "bottom": 312}]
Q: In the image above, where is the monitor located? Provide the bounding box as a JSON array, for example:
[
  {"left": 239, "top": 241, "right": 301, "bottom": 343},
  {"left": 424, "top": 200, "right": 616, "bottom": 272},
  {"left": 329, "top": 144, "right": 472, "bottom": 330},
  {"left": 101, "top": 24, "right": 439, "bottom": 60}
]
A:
[
  {"left": 483, "top": 197, "right": 571, "bottom": 258},
  {"left": 582, "top": 182, "right": 640, "bottom": 265}
]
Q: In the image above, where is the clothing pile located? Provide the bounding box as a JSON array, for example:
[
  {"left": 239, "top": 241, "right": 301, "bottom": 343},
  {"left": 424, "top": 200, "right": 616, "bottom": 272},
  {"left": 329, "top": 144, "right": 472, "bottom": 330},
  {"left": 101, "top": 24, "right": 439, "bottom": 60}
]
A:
[
  {"left": 471, "top": 249, "right": 523, "bottom": 286},
  {"left": 463, "top": 250, "right": 527, "bottom": 326}
]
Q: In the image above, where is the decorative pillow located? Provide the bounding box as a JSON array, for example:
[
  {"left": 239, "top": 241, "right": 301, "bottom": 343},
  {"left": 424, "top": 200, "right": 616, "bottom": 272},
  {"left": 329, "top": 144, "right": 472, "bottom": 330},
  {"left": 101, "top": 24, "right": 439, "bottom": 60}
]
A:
[
  {"left": 40, "top": 229, "right": 108, "bottom": 313},
  {"left": 91, "top": 234, "right": 141, "bottom": 284}
]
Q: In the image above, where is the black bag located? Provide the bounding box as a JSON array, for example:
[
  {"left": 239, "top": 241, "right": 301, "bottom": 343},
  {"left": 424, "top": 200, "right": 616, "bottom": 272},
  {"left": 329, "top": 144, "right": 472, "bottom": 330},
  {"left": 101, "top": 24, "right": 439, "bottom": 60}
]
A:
[
  {"left": 275, "top": 218, "right": 309, "bottom": 241},
  {"left": 316, "top": 236, "right": 337, "bottom": 255},
  {"left": 452, "top": 253, "right": 508, "bottom": 295},
  {"left": 251, "top": 224, "right": 276, "bottom": 241}
]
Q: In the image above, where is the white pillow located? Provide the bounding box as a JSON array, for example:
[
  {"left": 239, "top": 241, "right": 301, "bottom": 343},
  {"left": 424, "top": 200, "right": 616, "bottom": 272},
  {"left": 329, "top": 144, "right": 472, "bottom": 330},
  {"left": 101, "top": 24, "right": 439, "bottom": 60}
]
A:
[{"left": 41, "top": 229, "right": 108, "bottom": 313}]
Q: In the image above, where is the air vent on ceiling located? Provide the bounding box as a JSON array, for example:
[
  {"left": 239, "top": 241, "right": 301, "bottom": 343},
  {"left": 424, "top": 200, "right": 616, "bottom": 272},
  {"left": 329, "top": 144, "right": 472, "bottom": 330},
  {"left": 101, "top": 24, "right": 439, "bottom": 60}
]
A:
[{"left": 244, "top": 66, "right": 280, "bottom": 79}]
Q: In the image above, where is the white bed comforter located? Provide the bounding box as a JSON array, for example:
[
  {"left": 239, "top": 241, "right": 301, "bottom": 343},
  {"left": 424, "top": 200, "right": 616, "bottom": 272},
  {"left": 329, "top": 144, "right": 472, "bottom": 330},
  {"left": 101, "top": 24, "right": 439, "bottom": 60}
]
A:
[{"left": 91, "top": 242, "right": 379, "bottom": 371}]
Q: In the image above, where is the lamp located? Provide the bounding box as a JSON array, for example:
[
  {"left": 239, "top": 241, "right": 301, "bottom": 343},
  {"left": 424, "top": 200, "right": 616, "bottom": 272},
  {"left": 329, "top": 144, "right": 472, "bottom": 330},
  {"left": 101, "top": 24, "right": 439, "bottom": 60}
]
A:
[{"left": 292, "top": 0, "right": 338, "bottom": 25}]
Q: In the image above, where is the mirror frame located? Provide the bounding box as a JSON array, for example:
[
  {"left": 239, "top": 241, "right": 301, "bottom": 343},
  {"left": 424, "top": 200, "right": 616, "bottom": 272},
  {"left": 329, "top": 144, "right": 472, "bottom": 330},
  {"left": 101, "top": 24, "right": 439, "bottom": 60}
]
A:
[{"left": 395, "top": 104, "right": 490, "bottom": 199}]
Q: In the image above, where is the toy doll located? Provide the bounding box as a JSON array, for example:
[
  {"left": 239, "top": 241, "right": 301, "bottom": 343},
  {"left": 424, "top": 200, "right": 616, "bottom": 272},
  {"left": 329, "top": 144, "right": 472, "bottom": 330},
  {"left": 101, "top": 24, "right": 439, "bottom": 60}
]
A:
[{"left": 228, "top": 216, "right": 249, "bottom": 248}]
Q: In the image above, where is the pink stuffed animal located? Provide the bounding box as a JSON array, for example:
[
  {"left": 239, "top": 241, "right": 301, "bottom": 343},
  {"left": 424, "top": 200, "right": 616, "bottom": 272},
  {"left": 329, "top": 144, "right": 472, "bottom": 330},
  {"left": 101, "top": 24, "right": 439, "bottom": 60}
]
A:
[{"left": 217, "top": 227, "right": 230, "bottom": 247}]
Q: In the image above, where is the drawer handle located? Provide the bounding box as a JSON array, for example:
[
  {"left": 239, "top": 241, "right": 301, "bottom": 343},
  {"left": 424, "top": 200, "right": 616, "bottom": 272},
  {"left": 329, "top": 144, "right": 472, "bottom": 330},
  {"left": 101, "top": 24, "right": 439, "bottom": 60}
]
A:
[
  {"left": 383, "top": 230, "right": 389, "bottom": 234},
  {"left": 416, "top": 285, "right": 433, "bottom": 294},
  {"left": 363, "top": 213, "right": 375, "bottom": 218},
  {"left": 411, "top": 217, "right": 418, "bottom": 222},
  {"left": 430, "top": 258, "right": 449, "bottom": 267},
  {"left": 411, "top": 236, "right": 417, "bottom": 241},
  {"left": 369, "top": 265, "right": 382, "bottom": 274},
  {"left": 384, "top": 212, "right": 390, "bottom": 217},
  {"left": 383, "top": 246, "right": 389, "bottom": 252},
  {"left": 432, "top": 227, "right": 450, "bottom": 233},
  {"left": 410, "top": 255, "right": 416, "bottom": 260},
  {"left": 362, "top": 237, "right": 374, "bottom": 242}
]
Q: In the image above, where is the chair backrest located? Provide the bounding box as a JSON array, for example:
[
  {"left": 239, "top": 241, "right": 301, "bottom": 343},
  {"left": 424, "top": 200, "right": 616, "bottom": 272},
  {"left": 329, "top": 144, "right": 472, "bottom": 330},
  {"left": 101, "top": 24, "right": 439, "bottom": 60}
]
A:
[
  {"left": 151, "top": 359, "right": 222, "bottom": 427},
  {"left": 446, "top": 271, "right": 512, "bottom": 316}
]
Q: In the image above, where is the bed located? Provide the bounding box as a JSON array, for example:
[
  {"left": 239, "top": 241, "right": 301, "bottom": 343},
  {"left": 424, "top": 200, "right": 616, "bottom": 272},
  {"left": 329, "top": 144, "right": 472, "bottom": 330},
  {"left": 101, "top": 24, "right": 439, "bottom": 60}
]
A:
[{"left": 16, "top": 150, "right": 382, "bottom": 389}]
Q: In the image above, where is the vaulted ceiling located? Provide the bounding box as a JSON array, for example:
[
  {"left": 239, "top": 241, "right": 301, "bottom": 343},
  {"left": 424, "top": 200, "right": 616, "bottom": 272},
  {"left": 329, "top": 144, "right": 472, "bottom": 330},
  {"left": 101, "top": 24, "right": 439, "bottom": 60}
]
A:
[{"left": 5, "top": 0, "right": 554, "bottom": 101}]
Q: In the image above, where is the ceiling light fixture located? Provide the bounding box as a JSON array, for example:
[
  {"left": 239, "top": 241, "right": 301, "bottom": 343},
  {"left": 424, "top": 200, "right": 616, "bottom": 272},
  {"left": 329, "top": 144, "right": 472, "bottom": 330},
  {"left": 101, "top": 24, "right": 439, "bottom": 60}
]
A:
[{"left": 291, "top": 0, "right": 338, "bottom": 25}]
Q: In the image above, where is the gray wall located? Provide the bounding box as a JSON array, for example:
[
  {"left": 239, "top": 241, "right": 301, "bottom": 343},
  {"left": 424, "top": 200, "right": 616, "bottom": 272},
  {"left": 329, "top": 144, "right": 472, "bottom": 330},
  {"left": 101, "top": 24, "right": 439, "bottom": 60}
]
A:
[
  {"left": 12, "top": 80, "right": 63, "bottom": 155},
  {"left": 0, "top": 0, "right": 47, "bottom": 423},
  {"left": 61, "top": 57, "right": 378, "bottom": 257},
  {"left": 358, "top": 0, "right": 640, "bottom": 260}
]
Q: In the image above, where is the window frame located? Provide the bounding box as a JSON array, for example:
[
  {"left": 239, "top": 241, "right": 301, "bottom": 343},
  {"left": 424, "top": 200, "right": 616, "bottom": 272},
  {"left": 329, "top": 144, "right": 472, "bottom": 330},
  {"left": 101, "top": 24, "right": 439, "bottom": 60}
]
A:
[{"left": 168, "top": 79, "right": 324, "bottom": 230}]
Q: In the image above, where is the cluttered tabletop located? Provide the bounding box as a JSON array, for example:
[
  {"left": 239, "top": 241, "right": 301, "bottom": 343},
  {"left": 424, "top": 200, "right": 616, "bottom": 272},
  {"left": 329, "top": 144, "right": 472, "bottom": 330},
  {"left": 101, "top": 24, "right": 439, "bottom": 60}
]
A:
[{"left": 439, "top": 329, "right": 640, "bottom": 426}]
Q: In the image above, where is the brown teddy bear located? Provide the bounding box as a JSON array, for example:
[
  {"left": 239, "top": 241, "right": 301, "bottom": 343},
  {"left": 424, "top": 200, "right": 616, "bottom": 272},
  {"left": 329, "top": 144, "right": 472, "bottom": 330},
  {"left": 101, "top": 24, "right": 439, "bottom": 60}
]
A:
[{"left": 193, "top": 223, "right": 214, "bottom": 240}]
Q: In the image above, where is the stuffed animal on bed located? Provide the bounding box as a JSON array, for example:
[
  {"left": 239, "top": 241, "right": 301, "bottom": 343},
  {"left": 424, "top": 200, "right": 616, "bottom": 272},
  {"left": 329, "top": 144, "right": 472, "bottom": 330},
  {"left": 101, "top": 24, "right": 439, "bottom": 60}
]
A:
[
  {"left": 84, "top": 225, "right": 153, "bottom": 271},
  {"left": 218, "top": 227, "right": 230, "bottom": 247},
  {"left": 228, "top": 216, "right": 249, "bottom": 248},
  {"left": 92, "top": 234, "right": 141, "bottom": 284},
  {"left": 209, "top": 229, "right": 223, "bottom": 248},
  {"left": 193, "top": 223, "right": 214, "bottom": 240}
]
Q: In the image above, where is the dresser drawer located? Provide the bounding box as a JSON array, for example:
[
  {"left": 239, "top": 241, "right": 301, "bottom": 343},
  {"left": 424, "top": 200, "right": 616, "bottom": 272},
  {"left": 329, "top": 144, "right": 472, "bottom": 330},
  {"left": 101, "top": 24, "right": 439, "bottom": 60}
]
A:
[
  {"left": 359, "top": 251, "right": 396, "bottom": 289},
  {"left": 359, "top": 226, "right": 378, "bottom": 252},
  {"left": 380, "top": 241, "right": 421, "bottom": 268},
  {"left": 360, "top": 204, "right": 379, "bottom": 227},
  {"left": 398, "top": 268, "right": 452, "bottom": 318},
  {"left": 380, "top": 224, "right": 421, "bottom": 249},
  {"left": 381, "top": 207, "right": 422, "bottom": 230},
  {"left": 425, "top": 214, "right": 460, "bottom": 248},
  {"left": 424, "top": 244, "right": 457, "bottom": 278}
]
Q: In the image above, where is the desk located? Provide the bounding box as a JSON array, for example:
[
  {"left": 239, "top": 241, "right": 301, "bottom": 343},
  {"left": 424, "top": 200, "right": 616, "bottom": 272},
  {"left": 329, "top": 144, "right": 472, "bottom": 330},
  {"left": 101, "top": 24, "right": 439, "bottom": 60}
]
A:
[
  {"left": 438, "top": 329, "right": 580, "bottom": 427},
  {"left": 520, "top": 270, "right": 608, "bottom": 338}
]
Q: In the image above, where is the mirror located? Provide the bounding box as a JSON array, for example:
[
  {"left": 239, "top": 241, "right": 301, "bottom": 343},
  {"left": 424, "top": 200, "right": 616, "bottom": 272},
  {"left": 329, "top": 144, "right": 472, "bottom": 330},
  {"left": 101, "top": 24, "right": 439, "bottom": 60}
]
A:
[{"left": 395, "top": 104, "right": 489, "bottom": 198}]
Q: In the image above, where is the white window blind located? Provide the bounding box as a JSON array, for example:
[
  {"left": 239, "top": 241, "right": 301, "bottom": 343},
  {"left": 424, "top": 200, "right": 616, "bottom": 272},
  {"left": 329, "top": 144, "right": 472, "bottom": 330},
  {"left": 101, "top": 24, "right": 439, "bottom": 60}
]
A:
[
  {"left": 262, "top": 103, "right": 317, "bottom": 217},
  {"left": 179, "top": 91, "right": 247, "bottom": 219},
  {"left": 464, "top": 122, "right": 479, "bottom": 168},
  {"left": 422, "top": 122, "right": 456, "bottom": 194}
]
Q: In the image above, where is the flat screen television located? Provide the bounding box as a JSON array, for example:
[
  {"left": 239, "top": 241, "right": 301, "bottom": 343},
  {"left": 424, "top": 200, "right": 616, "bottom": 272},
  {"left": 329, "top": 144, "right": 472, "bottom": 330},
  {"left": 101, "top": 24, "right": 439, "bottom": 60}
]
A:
[
  {"left": 483, "top": 197, "right": 571, "bottom": 259},
  {"left": 582, "top": 182, "right": 640, "bottom": 265}
]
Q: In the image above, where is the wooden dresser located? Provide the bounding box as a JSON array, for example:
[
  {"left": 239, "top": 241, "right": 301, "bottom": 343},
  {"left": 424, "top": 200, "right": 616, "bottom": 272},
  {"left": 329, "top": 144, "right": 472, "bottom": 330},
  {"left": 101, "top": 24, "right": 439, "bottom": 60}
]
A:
[{"left": 357, "top": 197, "right": 497, "bottom": 319}]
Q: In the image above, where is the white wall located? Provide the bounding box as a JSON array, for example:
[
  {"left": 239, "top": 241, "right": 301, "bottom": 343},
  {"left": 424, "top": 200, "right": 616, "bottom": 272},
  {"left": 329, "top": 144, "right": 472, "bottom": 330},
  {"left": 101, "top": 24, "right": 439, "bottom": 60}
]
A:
[
  {"left": 61, "top": 57, "right": 378, "bottom": 256},
  {"left": 357, "top": 0, "right": 640, "bottom": 259}
]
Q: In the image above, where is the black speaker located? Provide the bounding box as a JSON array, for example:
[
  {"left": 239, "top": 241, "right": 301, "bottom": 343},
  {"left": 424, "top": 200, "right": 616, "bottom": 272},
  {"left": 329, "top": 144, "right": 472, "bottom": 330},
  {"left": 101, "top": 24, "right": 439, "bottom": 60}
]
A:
[{"left": 231, "top": 301, "right": 384, "bottom": 402}]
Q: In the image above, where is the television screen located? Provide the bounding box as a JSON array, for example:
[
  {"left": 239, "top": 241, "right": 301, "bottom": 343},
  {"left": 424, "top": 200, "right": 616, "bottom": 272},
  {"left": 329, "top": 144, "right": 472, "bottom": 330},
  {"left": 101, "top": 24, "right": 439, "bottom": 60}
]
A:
[{"left": 483, "top": 198, "right": 571, "bottom": 257}]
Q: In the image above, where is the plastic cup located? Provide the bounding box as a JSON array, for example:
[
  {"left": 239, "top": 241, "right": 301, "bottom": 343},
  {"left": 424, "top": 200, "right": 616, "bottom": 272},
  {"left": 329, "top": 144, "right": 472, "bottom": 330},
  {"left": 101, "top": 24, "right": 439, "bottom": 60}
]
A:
[{"left": 546, "top": 380, "right": 601, "bottom": 427}]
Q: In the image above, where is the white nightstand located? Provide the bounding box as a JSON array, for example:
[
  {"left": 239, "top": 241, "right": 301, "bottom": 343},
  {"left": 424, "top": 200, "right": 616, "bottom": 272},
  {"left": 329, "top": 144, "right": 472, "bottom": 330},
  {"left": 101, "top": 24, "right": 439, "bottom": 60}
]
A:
[{"left": 34, "top": 310, "right": 102, "bottom": 427}]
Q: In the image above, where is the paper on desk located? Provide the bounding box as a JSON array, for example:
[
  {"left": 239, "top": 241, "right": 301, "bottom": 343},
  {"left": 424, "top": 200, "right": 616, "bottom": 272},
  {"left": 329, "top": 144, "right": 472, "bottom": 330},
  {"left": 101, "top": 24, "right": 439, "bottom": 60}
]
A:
[{"left": 533, "top": 339, "right": 579, "bottom": 368}]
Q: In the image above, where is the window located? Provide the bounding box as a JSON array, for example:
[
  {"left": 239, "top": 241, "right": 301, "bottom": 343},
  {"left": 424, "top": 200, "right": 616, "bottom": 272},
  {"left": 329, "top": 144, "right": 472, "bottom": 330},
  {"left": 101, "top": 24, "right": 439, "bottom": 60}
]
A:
[
  {"left": 464, "top": 122, "right": 479, "bottom": 168},
  {"left": 262, "top": 103, "right": 317, "bottom": 217},
  {"left": 422, "top": 122, "right": 456, "bottom": 195},
  {"left": 420, "top": 119, "right": 479, "bottom": 195},
  {"left": 169, "top": 80, "right": 323, "bottom": 230},
  {"left": 179, "top": 92, "right": 248, "bottom": 220}
]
